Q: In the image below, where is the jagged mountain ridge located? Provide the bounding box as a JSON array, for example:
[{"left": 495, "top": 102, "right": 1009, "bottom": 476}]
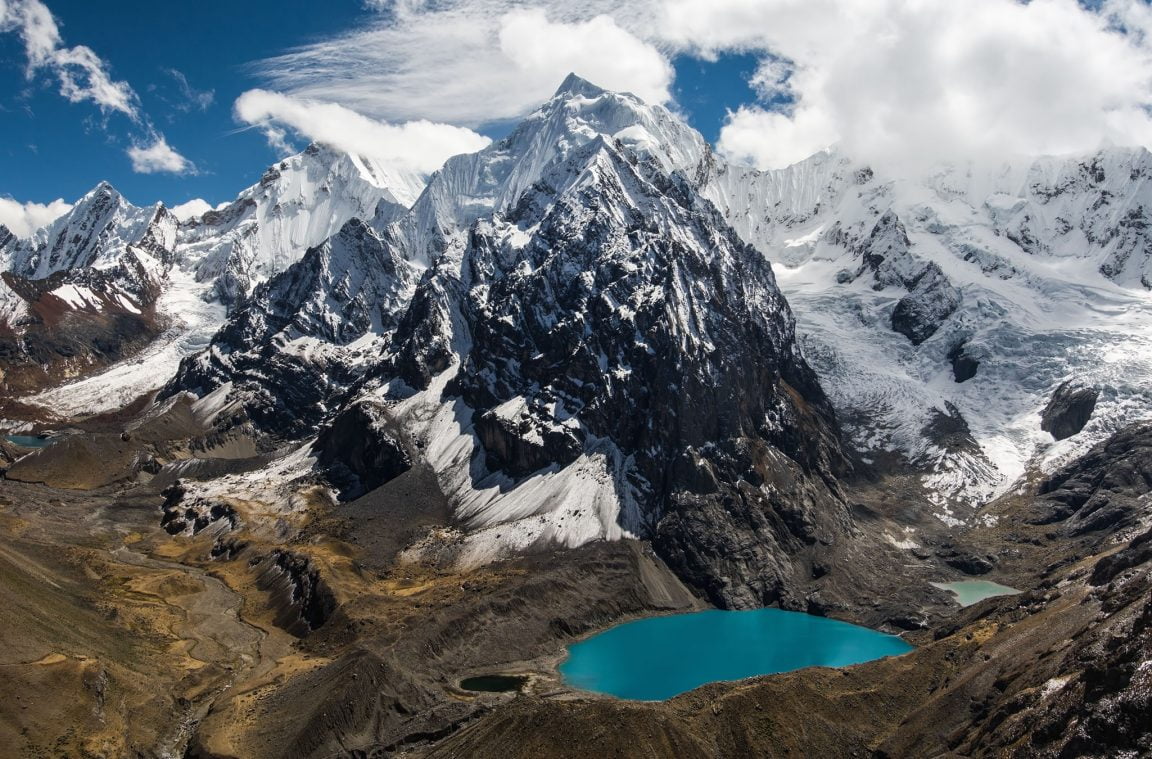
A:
[
  {"left": 177, "top": 142, "right": 423, "bottom": 304},
  {"left": 161, "top": 76, "right": 861, "bottom": 608},
  {"left": 5, "top": 73, "right": 1152, "bottom": 759},
  {"left": 0, "top": 183, "right": 177, "bottom": 392},
  {"left": 167, "top": 217, "right": 419, "bottom": 437},
  {"left": 392, "top": 72, "right": 709, "bottom": 266},
  {"left": 1, "top": 142, "right": 425, "bottom": 408},
  {"left": 5, "top": 73, "right": 1152, "bottom": 551},
  {"left": 0, "top": 181, "right": 175, "bottom": 319},
  {"left": 387, "top": 130, "right": 850, "bottom": 606}
]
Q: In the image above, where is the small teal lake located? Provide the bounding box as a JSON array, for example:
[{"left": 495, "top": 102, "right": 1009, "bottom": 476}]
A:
[
  {"left": 559, "top": 608, "right": 913, "bottom": 701},
  {"left": 931, "top": 580, "right": 1019, "bottom": 607},
  {"left": 3, "top": 435, "right": 52, "bottom": 448}
]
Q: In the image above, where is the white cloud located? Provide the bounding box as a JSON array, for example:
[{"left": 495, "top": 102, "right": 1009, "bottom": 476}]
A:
[
  {"left": 165, "top": 68, "right": 214, "bottom": 112},
  {"left": 127, "top": 136, "right": 195, "bottom": 174},
  {"left": 2, "top": 0, "right": 138, "bottom": 117},
  {"left": 659, "top": 0, "right": 1152, "bottom": 169},
  {"left": 1, "top": 0, "right": 196, "bottom": 174},
  {"left": 718, "top": 104, "right": 838, "bottom": 170},
  {"left": 266, "top": 0, "right": 1152, "bottom": 173},
  {"left": 256, "top": 1, "right": 671, "bottom": 126},
  {"left": 497, "top": 9, "right": 672, "bottom": 106},
  {"left": 233, "top": 89, "right": 491, "bottom": 174},
  {"left": 0, "top": 196, "right": 72, "bottom": 237},
  {"left": 169, "top": 198, "right": 214, "bottom": 222}
]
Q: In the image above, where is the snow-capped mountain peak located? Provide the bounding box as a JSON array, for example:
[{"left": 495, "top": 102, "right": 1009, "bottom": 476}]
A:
[
  {"left": 393, "top": 73, "right": 708, "bottom": 266},
  {"left": 2, "top": 181, "right": 171, "bottom": 280},
  {"left": 8, "top": 75, "right": 1152, "bottom": 554},
  {"left": 176, "top": 142, "right": 425, "bottom": 304}
]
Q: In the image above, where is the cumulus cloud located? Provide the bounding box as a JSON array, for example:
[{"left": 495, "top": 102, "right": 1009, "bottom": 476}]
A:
[
  {"left": 234, "top": 89, "right": 491, "bottom": 174},
  {"left": 127, "top": 136, "right": 195, "bottom": 174},
  {"left": 169, "top": 198, "right": 216, "bottom": 221},
  {"left": 0, "top": 196, "right": 72, "bottom": 238},
  {"left": 659, "top": 0, "right": 1152, "bottom": 169},
  {"left": 256, "top": 1, "right": 671, "bottom": 125}
]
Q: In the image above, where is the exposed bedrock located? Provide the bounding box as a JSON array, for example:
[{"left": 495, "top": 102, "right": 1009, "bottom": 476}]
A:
[
  {"left": 847, "top": 210, "right": 962, "bottom": 345},
  {"left": 889, "top": 263, "right": 961, "bottom": 345},
  {"left": 312, "top": 402, "right": 412, "bottom": 501},
  {"left": 252, "top": 549, "right": 337, "bottom": 637},
  {"left": 1040, "top": 380, "right": 1100, "bottom": 440},
  {"left": 948, "top": 339, "right": 980, "bottom": 382},
  {"left": 1031, "top": 421, "right": 1152, "bottom": 535},
  {"left": 374, "top": 132, "right": 855, "bottom": 610}
]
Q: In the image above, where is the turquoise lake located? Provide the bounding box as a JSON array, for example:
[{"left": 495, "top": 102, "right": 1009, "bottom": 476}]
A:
[
  {"left": 3, "top": 435, "right": 52, "bottom": 448},
  {"left": 559, "top": 608, "right": 913, "bottom": 701}
]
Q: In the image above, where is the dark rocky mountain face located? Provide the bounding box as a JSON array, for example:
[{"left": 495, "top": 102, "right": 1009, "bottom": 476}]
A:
[
  {"left": 848, "top": 209, "right": 961, "bottom": 345},
  {"left": 162, "top": 98, "right": 857, "bottom": 607},
  {"left": 7, "top": 77, "right": 1152, "bottom": 759},
  {"left": 163, "top": 218, "right": 416, "bottom": 437},
  {"left": 366, "top": 138, "right": 853, "bottom": 608},
  {"left": 311, "top": 401, "right": 412, "bottom": 502},
  {"left": 1032, "top": 421, "right": 1152, "bottom": 536}
]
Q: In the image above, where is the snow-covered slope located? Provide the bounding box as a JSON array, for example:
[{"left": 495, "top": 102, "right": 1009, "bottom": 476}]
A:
[
  {"left": 2, "top": 181, "right": 175, "bottom": 279},
  {"left": 177, "top": 142, "right": 423, "bottom": 303},
  {"left": 5, "top": 143, "right": 426, "bottom": 410},
  {"left": 166, "top": 217, "right": 418, "bottom": 435},
  {"left": 700, "top": 148, "right": 1152, "bottom": 519},
  {"left": 0, "top": 182, "right": 176, "bottom": 324},
  {"left": 8, "top": 74, "right": 1152, "bottom": 553}
]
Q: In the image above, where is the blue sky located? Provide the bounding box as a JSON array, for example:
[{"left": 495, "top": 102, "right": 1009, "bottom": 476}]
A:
[
  {"left": 3, "top": 0, "right": 1151, "bottom": 227},
  {"left": 0, "top": 0, "right": 760, "bottom": 210},
  {"left": 1, "top": 1, "right": 377, "bottom": 207}
]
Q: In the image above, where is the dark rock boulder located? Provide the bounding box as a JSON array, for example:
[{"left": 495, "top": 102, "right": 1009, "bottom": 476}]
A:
[
  {"left": 890, "top": 263, "right": 961, "bottom": 345},
  {"left": 948, "top": 340, "right": 979, "bottom": 382},
  {"left": 1041, "top": 380, "right": 1099, "bottom": 440}
]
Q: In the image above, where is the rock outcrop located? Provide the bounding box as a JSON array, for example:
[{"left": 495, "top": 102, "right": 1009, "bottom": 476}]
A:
[{"left": 1041, "top": 380, "right": 1100, "bottom": 440}]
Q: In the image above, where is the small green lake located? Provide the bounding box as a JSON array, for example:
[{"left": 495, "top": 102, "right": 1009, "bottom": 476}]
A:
[
  {"left": 459, "top": 674, "right": 528, "bottom": 693},
  {"left": 3, "top": 435, "right": 52, "bottom": 448},
  {"left": 558, "top": 608, "right": 913, "bottom": 701},
  {"left": 931, "top": 580, "right": 1020, "bottom": 607}
]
